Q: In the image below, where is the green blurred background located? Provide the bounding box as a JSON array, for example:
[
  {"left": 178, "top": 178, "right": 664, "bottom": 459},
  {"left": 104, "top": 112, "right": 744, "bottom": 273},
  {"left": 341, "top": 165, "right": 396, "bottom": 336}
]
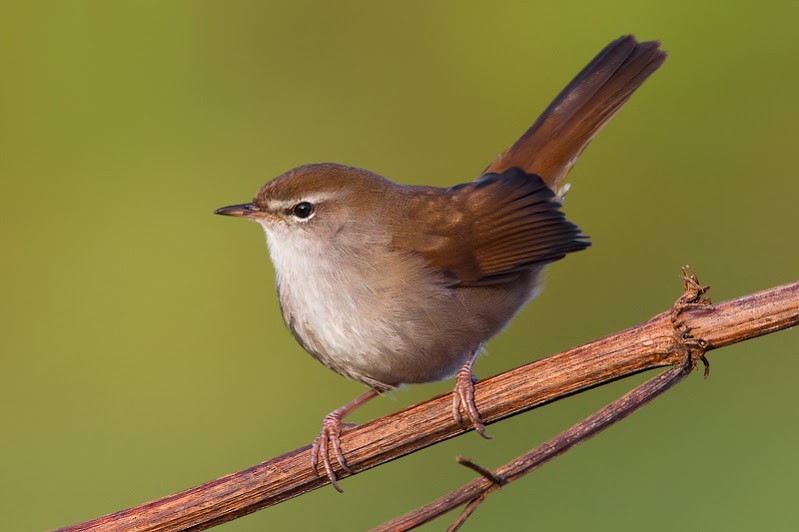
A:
[{"left": 2, "top": 1, "right": 797, "bottom": 530}]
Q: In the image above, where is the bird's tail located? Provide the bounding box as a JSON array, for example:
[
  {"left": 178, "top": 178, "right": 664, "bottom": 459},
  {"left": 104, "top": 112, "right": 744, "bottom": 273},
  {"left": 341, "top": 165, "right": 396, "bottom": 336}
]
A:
[{"left": 482, "top": 35, "right": 667, "bottom": 191}]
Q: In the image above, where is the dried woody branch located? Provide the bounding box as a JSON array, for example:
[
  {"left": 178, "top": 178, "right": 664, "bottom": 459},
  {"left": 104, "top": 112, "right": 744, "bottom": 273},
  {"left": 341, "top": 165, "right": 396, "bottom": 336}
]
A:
[
  {"left": 60, "top": 272, "right": 799, "bottom": 531},
  {"left": 400, "top": 364, "right": 690, "bottom": 532},
  {"left": 378, "top": 341, "right": 694, "bottom": 531}
]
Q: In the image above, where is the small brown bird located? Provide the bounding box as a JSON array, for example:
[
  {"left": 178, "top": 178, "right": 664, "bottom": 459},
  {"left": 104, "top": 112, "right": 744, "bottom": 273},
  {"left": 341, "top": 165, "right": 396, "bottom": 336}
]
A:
[{"left": 216, "top": 35, "right": 666, "bottom": 491}]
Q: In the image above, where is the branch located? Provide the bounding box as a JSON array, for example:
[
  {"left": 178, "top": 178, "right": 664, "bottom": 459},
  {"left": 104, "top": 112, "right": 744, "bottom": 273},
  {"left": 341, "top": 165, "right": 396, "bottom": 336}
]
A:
[
  {"left": 376, "top": 359, "right": 690, "bottom": 531},
  {"left": 59, "top": 276, "right": 799, "bottom": 531}
]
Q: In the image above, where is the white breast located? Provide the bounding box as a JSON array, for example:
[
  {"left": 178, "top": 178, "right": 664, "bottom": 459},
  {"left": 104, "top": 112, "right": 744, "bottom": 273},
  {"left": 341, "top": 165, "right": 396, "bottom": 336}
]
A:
[{"left": 260, "top": 222, "right": 417, "bottom": 380}]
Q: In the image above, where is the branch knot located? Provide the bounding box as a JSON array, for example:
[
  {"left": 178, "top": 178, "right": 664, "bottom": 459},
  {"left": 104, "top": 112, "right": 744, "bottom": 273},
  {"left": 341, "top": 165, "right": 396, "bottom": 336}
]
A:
[{"left": 671, "top": 267, "right": 712, "bottom": 378}]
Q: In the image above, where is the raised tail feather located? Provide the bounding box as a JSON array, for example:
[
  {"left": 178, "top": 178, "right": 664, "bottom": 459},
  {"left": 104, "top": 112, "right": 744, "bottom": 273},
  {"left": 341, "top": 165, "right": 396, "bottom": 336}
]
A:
[{"left": 483, "top": 35, "right": 666, "bottom": 191}]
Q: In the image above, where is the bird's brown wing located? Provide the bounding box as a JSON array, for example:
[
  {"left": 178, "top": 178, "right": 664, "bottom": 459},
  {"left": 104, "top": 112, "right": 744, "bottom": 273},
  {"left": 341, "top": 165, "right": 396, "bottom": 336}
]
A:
[
  {"left": 482, "top": 35, "right": 666, "bottom": 191},
  {"left": 392, "top": 168, "right": 589, "bottom": 287},
  {"left": 392, "top": 36, "right": 663, "bottom": 285}
]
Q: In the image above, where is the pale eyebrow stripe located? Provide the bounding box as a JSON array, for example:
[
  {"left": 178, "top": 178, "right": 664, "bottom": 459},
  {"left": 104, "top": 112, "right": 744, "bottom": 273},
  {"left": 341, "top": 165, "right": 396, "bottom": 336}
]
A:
[{"left": 266, "top": 192, "right": 336, "bottom": 211}]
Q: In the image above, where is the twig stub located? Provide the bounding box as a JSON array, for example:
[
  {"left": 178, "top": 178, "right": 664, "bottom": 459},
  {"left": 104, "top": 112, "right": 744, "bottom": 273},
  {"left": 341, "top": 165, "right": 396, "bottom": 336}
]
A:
[{"left": 455, "top": 456, "right": 506, "bottom": 487}]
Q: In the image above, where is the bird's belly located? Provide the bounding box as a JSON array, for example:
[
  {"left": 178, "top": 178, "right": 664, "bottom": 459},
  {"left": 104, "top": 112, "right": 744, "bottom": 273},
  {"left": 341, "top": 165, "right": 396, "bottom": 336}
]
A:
[
  {"left": 278, "top": 275, "right": 463, "bottom": 390},
  {"left": 277, "top": 265, "right": 540, "bottom": 391}
]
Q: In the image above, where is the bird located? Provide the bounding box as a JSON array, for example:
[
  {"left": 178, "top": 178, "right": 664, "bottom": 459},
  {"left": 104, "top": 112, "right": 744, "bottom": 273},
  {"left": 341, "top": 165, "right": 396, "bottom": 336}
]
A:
[{"left": 215, "top": 35, "right": 666, "bottom": 491}]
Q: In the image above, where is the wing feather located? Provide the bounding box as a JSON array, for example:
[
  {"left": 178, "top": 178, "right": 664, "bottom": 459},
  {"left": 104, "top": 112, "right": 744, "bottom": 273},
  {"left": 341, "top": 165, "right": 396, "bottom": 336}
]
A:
[{"left": 393, "top": 168, "right": 589, "bottom": 286}]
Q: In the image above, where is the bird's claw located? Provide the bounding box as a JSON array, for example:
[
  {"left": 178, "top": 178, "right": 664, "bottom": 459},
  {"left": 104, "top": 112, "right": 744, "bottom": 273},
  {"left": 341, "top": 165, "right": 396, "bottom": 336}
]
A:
[
  {"left": 310, "top": 414, "right": 353, "bottom": 492},
  {"left": 452, "top": 366, "right": 492, "bottom": 439}
]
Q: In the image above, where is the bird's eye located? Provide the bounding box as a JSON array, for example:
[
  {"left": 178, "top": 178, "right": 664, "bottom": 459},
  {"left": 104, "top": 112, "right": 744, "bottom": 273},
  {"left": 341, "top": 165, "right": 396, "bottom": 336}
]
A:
[{"left": 291, "top": 201, "right": 315, "bottom": 219}]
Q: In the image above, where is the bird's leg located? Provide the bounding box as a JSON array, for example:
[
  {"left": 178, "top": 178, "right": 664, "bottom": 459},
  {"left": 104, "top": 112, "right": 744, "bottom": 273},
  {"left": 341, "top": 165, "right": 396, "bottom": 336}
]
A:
[
  {"left": 310, "top": 388, "right": 379, "bottom": 492},
  {"left": 452, "top": 348, "right": 492, "bottom": 439}
]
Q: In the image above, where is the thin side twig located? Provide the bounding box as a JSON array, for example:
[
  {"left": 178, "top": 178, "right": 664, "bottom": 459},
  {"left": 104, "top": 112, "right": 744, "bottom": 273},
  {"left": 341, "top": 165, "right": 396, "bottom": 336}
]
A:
[
  {"left": 59, "top": 277, "right": 799, "bottom": 531},
  {"left": 378, "top": 364, "right": 690, "bottom": 531}
]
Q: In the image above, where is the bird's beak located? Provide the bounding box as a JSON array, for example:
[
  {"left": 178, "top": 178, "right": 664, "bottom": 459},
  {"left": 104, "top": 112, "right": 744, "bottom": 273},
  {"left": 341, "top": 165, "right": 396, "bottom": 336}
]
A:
[{"left": 213, "top": 203, "right": 260, "bottom": 218}]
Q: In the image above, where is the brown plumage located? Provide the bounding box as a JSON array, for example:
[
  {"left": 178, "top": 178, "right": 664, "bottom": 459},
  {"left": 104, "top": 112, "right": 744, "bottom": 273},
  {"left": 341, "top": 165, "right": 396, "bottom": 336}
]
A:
[{"left": 394, "top": 168, "right": 589, "bottom": 287}]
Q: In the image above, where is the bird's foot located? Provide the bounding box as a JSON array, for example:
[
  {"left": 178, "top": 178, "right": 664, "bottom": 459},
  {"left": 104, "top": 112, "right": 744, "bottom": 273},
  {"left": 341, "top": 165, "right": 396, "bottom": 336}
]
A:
[
  {"left": 309, "top": 389, "right": 379, "bottom": 492},
  {"left": 310, "top": 412, "right": 352, "bottom": 493},
  {"left": 452, "top": 365, "right": 492, "bottom": 439}
]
